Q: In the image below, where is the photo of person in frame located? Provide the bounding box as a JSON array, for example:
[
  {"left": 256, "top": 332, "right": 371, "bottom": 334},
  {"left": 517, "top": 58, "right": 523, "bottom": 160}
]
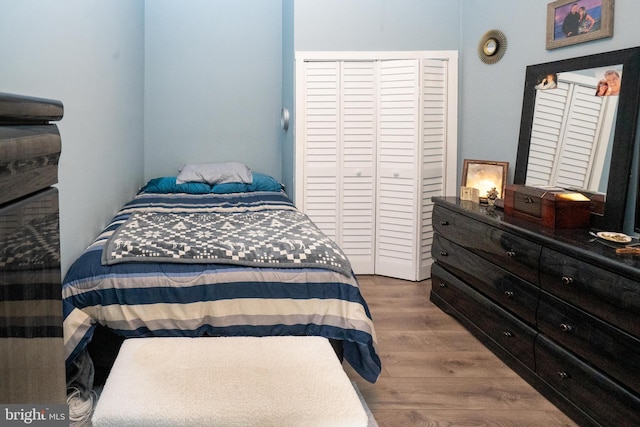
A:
[
  {"left": 594, "top": 69, "right": 621, "bottom": 96},
  {"left": 562, "top": 3, "right": 581, "bottom": 37},
  {"left": 535, "top": 73, "right": 558, "bottom": 90},
  {"left": 578, "top": 6, "right": 596, "bottom": 33},
  {"left": 595, "top": 79, "right": 609, "bottom": 96},
  {"left": 603, "top": 69, "right": 621, "bottom": 95},
  {"left": 554, "top": 0, "right": 603, "bottom": 41}
]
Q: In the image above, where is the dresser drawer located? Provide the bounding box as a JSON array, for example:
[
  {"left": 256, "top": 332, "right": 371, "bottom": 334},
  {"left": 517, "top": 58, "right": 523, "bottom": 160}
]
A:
[
  {"left": 433, "top": 205, "right": 541, "bottom": 285},
  {"left": 536, "top": 334, "right": 640, "bottom": 427},
  {"left": 431, "top": 263, "right": 537, "bottom": 369},
  {"left": 538, "top": 291, "right": 640, "bottom": 395},
  {"left": 539, "top": 248, "right": 640, "bottom": 339},
  {"left": 0, "top": 125, "right": 61, "bottom": 205},
  {"left": 432, "top": 234, "right": 539, "bottom": 325}
]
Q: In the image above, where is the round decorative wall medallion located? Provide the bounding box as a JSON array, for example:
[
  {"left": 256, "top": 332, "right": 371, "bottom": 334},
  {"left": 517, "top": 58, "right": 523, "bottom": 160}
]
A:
[{"left": 478, "top": 29, "right": 507, "bottom": 64}]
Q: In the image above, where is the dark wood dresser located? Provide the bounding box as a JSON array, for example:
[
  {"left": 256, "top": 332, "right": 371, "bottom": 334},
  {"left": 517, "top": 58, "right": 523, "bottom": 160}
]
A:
[
  {"left": 0, "top": 93, "right": 65, "bottom": 404},
  {"left": 430, "top": 196, "right": 640, "bottom": 427}
]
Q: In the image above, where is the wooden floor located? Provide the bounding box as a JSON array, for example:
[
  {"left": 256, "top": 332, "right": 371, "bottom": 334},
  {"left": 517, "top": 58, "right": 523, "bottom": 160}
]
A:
[{"left": 344, "top": 275, "right": 579, "bottom": 427}]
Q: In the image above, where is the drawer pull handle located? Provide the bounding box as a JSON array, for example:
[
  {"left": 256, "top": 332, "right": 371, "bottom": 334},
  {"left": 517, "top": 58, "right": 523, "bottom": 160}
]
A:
[
  {"left": 439, "top": 251, "right": 448, "bottom": 257},
  {"left": 561, "top": 276, "right": 574, "bottom": 286},
  {"left": 560, "top": 323, "right": 572, "bottom": 332},
  {"left": 523, "top": 196, "right": 534, "bottom": 204},
  {"left": 506, "top": 250, "right": 516, "bottom": 257},
  {"left": 557, "top": 371, "right": 570, "bottom": 380},
  {"left": 440, "top": 221, "right": 450, "bottom": 226},
  {"left": 439, "top": 282, "right": 447, "bottom": 288},
  {"left": 504, "top": 291, "right": 514, "bottom": 298},
  {"left": 503, "top": 331, "right": 513, "bottom": 338}
]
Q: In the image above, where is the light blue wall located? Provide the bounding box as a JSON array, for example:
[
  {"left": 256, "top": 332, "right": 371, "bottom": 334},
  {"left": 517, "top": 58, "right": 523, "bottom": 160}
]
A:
[
  {"left": 2, "top": 0, "right": 640, "bottom": 275},
  {"left": 294, "top": 0, "right": 460, "bottom": 51},
  {"left": 283, "top": 0, "right": 462, "bottom": 199},
  {"left": 144, "top": 0, "right": 283, "bottom": 181},
  {"left": 281, "top": 0, "right": 295, "bottom": 196},
  {"left": 0, "top": 0, "right": 145, "bottom": 274},
  {"left": 290, "top": 0, "right": 640, "bottom": 228},
  {"left": 459, "top": 0, "right": 640, "bottom": 183},
  {"left": 459, "top": 0, "right": 640, "bottom": 232}
]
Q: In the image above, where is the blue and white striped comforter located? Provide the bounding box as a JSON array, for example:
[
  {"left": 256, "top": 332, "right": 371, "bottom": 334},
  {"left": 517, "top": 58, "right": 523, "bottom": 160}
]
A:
[{"left": 62, "top": 191, "right": 381, "bottom": 383}]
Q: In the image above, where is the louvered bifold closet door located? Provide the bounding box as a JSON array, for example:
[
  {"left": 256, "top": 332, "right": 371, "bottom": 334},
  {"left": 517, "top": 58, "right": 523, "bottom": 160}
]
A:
[
  {"left": 301, "top": 61, "right": 376, "bottom": 273},
  {"left": 302, "top": 62, "right": 340, "bottom": 239},
  {"left": 420, "top": 59, "right": 449, "bottom": 281},
  {"left": 341, "top": 62, "right": 376, "bottom": 273},
  {"left": 552, "top": 83, "right": 610, "bottom": 189},
  {"left": 526, "top": 79, "right": 612, "bottom": 190},
  {"left": 375, "top": 59, "right": 420, "bottom": 281},
  {"left": 298, "top": 53, "right": 456, "bottom": 280},
  {"left": 526, "top": 82, "right": 568, "bottom": 185}
]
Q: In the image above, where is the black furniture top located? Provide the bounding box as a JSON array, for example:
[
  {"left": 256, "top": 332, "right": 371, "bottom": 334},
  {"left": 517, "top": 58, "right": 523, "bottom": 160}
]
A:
[
  {"left": 437, "top": 197, "right": 640, "bottom": 281},
  {"left": 430, "top": 197, "right": 640, "bottom": 426}
]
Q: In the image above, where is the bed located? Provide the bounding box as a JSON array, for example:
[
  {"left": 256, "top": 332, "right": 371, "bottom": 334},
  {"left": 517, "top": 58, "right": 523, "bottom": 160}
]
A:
[{"left": 62, "top": 168, "right": 381, "bottom": 395}]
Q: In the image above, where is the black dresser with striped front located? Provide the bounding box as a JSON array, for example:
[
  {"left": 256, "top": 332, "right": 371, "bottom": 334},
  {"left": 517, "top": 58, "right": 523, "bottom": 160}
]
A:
[
  {"left": 430, "top": 196, "right": 640, "bottom": 427},
  {"left": 0, "top": 92, "right": 65, "bottom": 404}
]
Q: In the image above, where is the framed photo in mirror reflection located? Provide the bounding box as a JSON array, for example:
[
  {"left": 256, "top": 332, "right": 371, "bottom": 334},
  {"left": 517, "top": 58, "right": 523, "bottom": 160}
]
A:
[{"left": 546, "top": 0, "right": 614, "bottom": 50}]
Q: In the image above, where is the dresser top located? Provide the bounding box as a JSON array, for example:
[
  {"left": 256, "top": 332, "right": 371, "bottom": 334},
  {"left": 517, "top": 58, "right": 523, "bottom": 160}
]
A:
[
  {"left": 0, "top": 92, "right": 63, "bottom": 124},
  {"left": 434, "top": 197, "right": 640, "bottom": 281}
]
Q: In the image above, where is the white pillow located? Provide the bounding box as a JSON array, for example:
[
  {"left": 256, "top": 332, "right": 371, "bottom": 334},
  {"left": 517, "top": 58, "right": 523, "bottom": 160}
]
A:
[{"left": 176, "top": 162, "right": 253, "bottom": 185}]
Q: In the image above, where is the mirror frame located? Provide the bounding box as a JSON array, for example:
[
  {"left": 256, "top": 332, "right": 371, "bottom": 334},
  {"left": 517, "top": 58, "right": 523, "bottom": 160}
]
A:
[{"left": 514, "top": 47, "right": 640, "bottom": 231}]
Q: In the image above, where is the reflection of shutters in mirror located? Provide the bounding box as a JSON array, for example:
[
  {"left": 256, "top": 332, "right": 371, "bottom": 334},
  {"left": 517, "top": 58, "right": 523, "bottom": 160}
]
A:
[
  {"left": 526, "top": 74, "right": 616, "bottom": 191},
  {"left": 295, "top": 52, "right": 458, "bottom": 281}
]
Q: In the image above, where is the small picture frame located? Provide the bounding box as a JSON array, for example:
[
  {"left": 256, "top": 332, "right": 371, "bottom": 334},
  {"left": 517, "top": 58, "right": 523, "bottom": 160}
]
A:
[
  {"left": 460, "top": 186, "right": 480, "bottom": 202},
  {"left": 462, "top": 160, "right": 509, "bottom": 201},
  {"left": 546, "top": 0, "right": 614, "bottom": 50}
]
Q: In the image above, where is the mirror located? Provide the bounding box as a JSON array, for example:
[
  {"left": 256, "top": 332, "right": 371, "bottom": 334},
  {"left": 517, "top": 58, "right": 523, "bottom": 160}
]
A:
[{"left": 515, "top": 47, "right": 640, "bottom": 231}]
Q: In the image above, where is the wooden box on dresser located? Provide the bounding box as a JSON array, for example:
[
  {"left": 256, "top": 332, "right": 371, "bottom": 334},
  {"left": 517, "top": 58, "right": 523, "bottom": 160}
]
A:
[
  {"left": 430, "top": 196, "right": 640, "bottom": 427},
  {"left": 0, "top": 93, "right": 66, "bottom": 404}
]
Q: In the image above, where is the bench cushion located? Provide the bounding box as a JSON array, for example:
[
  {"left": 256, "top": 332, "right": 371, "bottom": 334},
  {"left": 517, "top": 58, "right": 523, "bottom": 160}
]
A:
[{"left": 91, "top": 336, "right": 368, "bottom": 427}]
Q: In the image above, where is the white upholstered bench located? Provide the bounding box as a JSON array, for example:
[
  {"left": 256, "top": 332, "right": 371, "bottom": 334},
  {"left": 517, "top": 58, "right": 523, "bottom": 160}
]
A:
[{"left": 91, "top": 336, "right": 369, "bottom": 427}]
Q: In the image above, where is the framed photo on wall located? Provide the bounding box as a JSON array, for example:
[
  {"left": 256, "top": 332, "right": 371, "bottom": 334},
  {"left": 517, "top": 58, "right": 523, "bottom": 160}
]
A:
[
  {"left": 546, "top": 0, "right": 614, "bottom": 50},
  {"left": 461, "top": 160, "right": 509, "bottom": 200}
]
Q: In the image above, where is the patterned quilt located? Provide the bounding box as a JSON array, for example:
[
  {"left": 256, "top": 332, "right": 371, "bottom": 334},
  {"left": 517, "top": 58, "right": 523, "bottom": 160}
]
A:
[{"left": 102, "top": 209, "right": 352, "bottom": 276}]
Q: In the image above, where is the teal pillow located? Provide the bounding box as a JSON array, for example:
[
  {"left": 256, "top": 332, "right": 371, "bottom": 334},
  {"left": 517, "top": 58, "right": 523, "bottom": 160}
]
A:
[
  {"left": 211, "top": 173, "right": 282, "bottom": 194},
  {"left": 142, "top": 177, "right": 212, "bottom": 194},
  {"left": 210, "top": 182, "right": 249, "bottom": 194},
  {"left": 247, "top": 173, "right": 283, "bottom": 192}
]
